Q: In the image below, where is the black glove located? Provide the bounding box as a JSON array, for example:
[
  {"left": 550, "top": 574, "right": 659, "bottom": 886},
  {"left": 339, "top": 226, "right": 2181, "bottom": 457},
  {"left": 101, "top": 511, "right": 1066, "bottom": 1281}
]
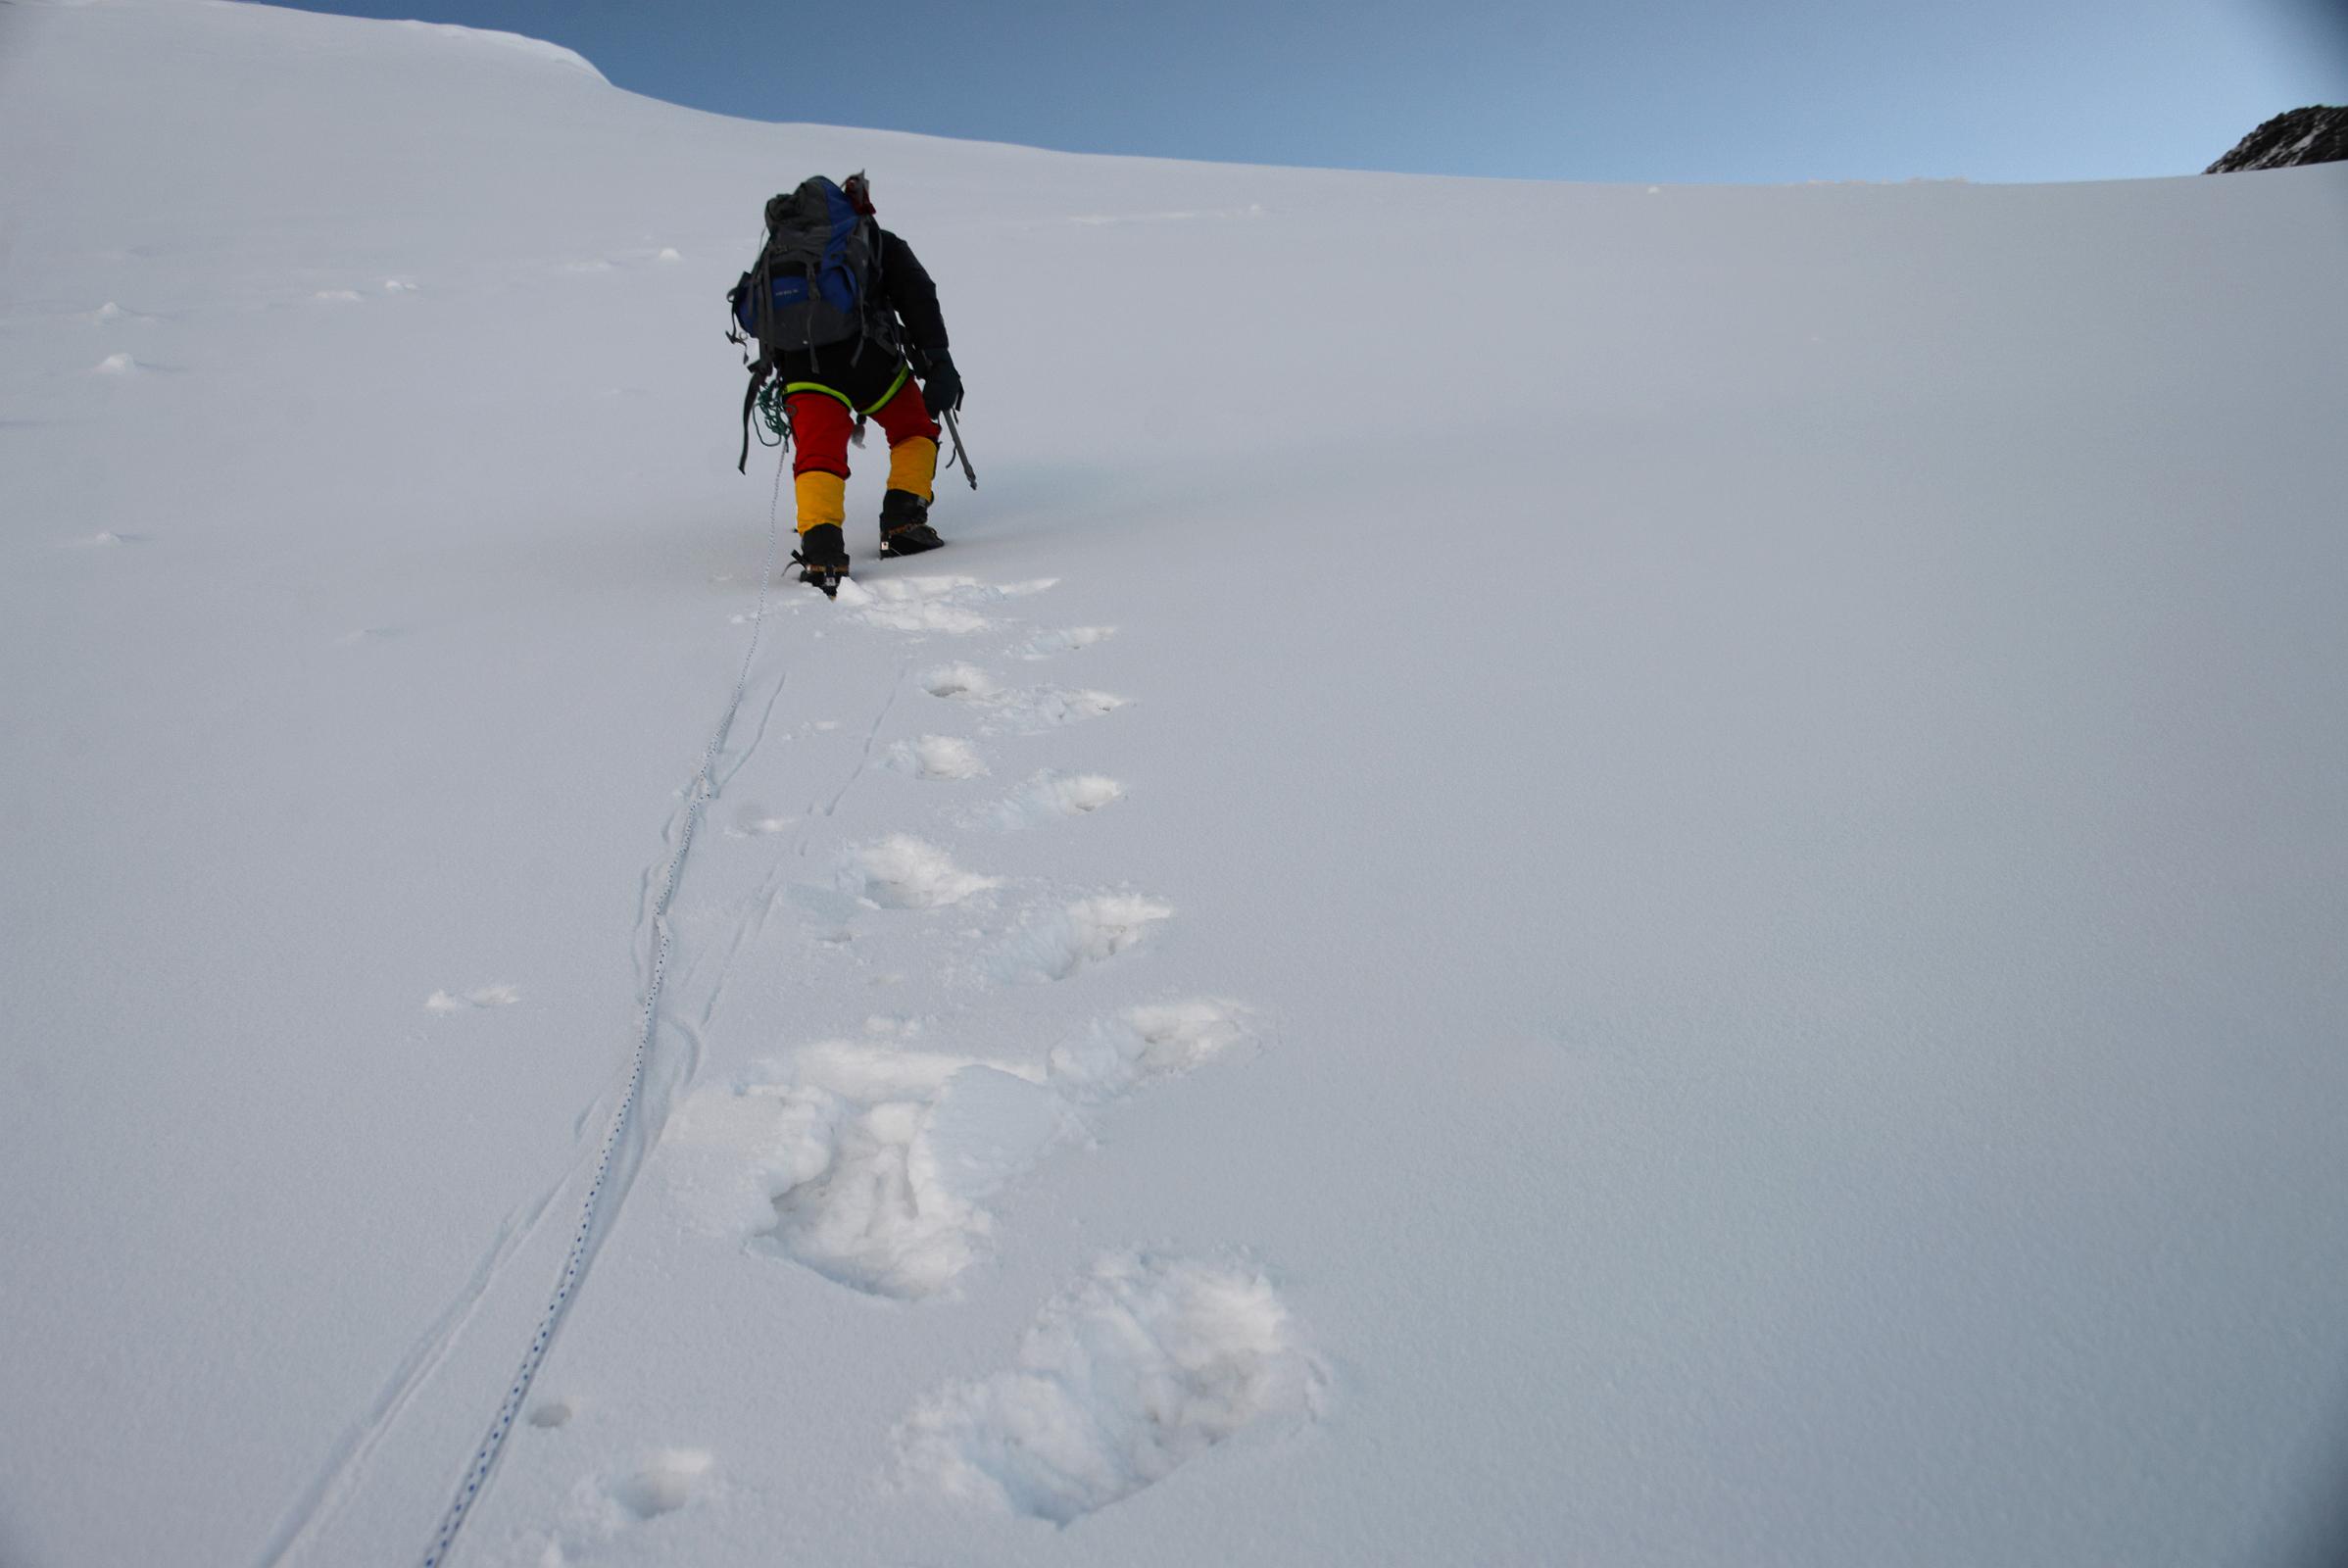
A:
[{"left": 920, "top": 355, "right": 963, "bottom": 418}]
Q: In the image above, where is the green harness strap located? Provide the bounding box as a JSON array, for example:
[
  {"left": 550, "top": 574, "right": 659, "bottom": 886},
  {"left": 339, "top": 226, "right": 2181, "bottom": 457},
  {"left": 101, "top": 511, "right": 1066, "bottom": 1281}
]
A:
[
  {"left": 781, "top": 363, "right": 912, "bottom": 416},
  {"left": 739, "top": 364, "right": 913, "bottom": 474}
]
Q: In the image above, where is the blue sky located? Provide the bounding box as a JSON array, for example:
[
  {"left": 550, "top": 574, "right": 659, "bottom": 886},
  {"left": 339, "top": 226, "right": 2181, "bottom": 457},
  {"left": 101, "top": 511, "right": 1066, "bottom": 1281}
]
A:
[{"left": 268, "top": 0, "right": 2346, "bottom": 182}]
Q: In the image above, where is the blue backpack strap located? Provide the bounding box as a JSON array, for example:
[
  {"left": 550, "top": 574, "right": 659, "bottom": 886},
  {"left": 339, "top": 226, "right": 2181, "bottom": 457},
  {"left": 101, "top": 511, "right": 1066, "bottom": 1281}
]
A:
[{"left": 814, "top": 180, "right": 862, "bottom": 312}]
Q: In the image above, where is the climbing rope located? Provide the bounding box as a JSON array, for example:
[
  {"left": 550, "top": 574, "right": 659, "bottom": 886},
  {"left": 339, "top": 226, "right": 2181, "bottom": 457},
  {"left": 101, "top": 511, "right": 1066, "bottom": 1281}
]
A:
[
  {"left": 752, "top": 376, "right": 792, "bottom": 450},
  {"left": 420, "top": 452, "right": 790, "bottom": 1568}
]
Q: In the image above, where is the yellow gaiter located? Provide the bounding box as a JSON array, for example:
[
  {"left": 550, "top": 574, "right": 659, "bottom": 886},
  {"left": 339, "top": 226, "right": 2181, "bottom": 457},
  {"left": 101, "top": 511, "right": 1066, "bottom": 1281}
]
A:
[
  {"left": 794, "top": 470, "right": 846, "bottom": 534},
  {"left": 886, "top": 437, "right": 939, "bottom": 505}
]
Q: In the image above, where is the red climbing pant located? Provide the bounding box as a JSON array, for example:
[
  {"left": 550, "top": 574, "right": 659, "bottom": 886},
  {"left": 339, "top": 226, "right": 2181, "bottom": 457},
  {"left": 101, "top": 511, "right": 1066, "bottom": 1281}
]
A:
[{"left": 785, "top": 372, "right": 941, "bottom": 534}]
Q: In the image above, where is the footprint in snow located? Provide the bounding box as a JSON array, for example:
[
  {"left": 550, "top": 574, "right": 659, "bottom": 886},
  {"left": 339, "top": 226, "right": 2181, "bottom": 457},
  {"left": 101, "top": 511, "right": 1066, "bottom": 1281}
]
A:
[
  {"left": 972, "top": 771, "right": 1124, "bottom": 831},
  {"left": 1045, "top": 998, "right": 1251, "bottom": 1103},
  {"left": 844, "top": 835, "right": 999, "bottom": 910},
  {"left": 663, "top": 1002, "right": 1248, "bottom": 1300},
  {"left": 516, "top": 1447, "right": 718, "bottom": 1564},
  {"left": 883, "top": 734, "right": 989, "bottom": 781},
  {"left": 920, "top": 662, "right": 1126, "bottom": 735},
  {"left": 726, "top": 802, "right": 796, "bottom": 836},
  {"left": 920, "top": 662, "right": 997, "bottom": 701},
  {"left": 989, "top": 894, "right": 1172, "bottom": 984},
  {"left": 833, "top": 574, "right": 1054, "bottom": 636},
  {"left": 899, "top": 1251, "right": 1325, "bottom": 1523},
  {"left": 608, "top": 1449, "right": 715, "bottom": 1521},
  {"left": 667, "top": 1043, "right": 1067, "bottom": 1298}
]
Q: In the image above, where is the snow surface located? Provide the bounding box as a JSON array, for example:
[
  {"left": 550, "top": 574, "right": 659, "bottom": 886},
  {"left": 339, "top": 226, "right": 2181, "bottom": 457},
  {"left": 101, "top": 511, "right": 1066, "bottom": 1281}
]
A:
[{"left": 5, "top": 1, "right": 2348, "bottom": 1565}]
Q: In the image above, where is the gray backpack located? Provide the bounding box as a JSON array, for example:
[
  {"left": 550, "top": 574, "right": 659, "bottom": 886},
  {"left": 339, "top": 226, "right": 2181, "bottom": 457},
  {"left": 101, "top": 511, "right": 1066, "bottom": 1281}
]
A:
[{"left": 730, "top": 174, "right": 888, "bottom": 359}]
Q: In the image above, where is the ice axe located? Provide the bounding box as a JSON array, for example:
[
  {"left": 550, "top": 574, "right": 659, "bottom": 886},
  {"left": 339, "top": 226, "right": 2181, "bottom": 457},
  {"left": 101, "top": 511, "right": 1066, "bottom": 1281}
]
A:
[{"left": 943, "top": 409, "right": 978, "bottom": 490}]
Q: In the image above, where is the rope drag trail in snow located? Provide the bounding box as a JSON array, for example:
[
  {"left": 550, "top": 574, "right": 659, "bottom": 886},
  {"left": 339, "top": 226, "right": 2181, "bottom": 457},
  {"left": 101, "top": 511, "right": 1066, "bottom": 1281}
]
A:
[{"left": 418, "top": 458, "right": 791, "bottom": 1568}]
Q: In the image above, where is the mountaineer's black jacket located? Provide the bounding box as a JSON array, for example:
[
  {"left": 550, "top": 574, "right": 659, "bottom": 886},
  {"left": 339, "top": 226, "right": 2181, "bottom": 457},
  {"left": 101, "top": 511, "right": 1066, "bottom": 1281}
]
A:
[{"left": 761, "top": 227, "right": 950, "bottom": 410}]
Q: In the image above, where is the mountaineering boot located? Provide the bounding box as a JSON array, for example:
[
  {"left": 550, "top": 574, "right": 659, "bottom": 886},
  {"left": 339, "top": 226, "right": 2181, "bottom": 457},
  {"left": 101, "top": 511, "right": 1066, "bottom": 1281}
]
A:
[
  {"left": 878, "top": 488, "right": 945, "bottom": 558},
  {"left": 792, "top": 522, "right": 850, "bottom": 598}
]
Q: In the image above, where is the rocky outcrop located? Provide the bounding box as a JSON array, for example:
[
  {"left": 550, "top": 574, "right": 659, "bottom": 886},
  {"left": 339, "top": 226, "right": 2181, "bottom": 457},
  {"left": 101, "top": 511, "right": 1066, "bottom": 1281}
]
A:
[{"left": 2206, "top": 106, "right": 2348, "bottom": 172}]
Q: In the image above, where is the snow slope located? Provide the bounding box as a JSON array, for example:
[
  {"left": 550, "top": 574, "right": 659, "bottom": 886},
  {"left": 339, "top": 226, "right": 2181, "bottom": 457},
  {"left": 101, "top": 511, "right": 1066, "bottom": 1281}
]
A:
[{"left": 5, "top": 2, "right": 2348, "bottom": 1564}]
